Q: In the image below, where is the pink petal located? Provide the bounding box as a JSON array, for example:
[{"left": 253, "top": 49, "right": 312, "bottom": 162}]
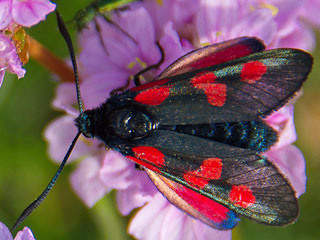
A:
[
  {"left": 0, "top": 70, "right": 5, "bottom": 86},
  {"left": 129, "top": 193, "right": 169, "bottom": 239},
  {"left": 77, "top": 21, "right": 119, "bottom": 76},
  {"left": 197, "top": 0, "right": 276, "bottom": 45},
  {"left": 300, "top": 0, "right": 320, "bottom": 26},
  {"left": 276, "top": 22, "right": 315, "bottom": 51},
  {"left": 52, "top": 83, "right": 78, "bottom": 115},
  {"left": 0, "top": 222, "right": 13, "bottom": 240},
  {"left": 197, "top": 0, "right": 239, "bottom": 43},
  {"left": 129, "top": 193, "right": 231, "bottom": 240},
  {"left": 266, "top": 145, "right": 306, "bottom": 197},
  {"left": 157, "top": 22, "right": 190, "bottom": 71},
  {"left": 194, "top": 221, "right": 232, "bottom": 240},
  {"left": 44, "top": 116, "right": 93, "bottom": 163},
  {"left": 14, "top": 227, "right": 36, "bottom": 240},
  {"left": 229, "top": 9, "right": 276, "bottom": 45},
  {"left": 100, "top": 151, "right": 134, "bottom": 190},
  {"left": 0, "top": 0, "right": 12, "bottom": 30},
  {"left": 70, "top": 155, "right": 108, "bottom": 207},
  {"left": 265, "top": 105, "right": 297, "bottom": 148},
  {"left": 88, "top": 16, "right": 139, "bottom": 68},
  {"left": 0, "top": 33, "right": 25, "bottom": 83},
  {"left": 144, "top": 0, "right": 199, "bottom": 37},
  {"left": 112, "top": 7, "right": 159, "bottom": 65},
  {"left": 12, "top": 0, "right": 55, "bottom": 27},
  {"left": 117, "top": 171, "right": 157, "bottom": 215},
  {"left": 80, "top": 71, "right": 129, "bottom": 110}
]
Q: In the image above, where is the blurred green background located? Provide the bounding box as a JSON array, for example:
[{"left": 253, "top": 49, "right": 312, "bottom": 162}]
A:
[{"left": 0, "top": 1, "right": 319, "bottom": 239}]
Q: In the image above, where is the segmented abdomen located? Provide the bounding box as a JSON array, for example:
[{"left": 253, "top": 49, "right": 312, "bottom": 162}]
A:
[{"left": 158, "top": 121, "right": 277, "bottom": 153}]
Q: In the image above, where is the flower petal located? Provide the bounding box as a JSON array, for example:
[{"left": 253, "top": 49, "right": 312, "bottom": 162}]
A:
[
  {"left": 129, "top": 193, "right": 231, "bottom": 240},
  {"left": 117, "top": 171, "right": 157, "bottom": 215},
  {"left": 44, "top": 116, "right": 93, "bottom": 163},
  {"left": 0, "top": 0, "right": 12, "bottom": 30},
  {"left": 265, "top": 105, "right": 297, "bottom": 148},
  {"left": 52, "top": 83, "right": 78, "bottom": 115},
  {"left": 12, "top": 0, "right": 55, "bottom": 27},
  {"left": 0, "top": 33, "right": 25, "bottom": 83},
  {"left": 266, "top": 145, "right": 306, "bottom": 197},
  {"left": 100, "top": 151, "right": 134, "bottom": 190},
  {"left": 14, "top": 227, "right": 36, "bottom": 240},
  {"left": 70, "top": 155, "right": 109, "bottom": 207},
  {"left": 0, "top": 222, "right": 13, "bottom": 240}
]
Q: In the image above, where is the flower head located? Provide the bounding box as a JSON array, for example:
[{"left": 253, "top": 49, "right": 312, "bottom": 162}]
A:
[
  {"left": 0, "top": 0, "right": 55, "bottom": 85},
  {"left": 45, "top": 0, "right": 316, "bottom": 239}
]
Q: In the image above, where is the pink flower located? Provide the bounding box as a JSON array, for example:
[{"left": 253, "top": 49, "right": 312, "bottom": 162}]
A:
[
  {"left": 0, "top": 0, "right": 56, "bottom": 29},
  {"left": 45, "top": 0, "right": 315, "bottom": 239},
  {"left": 0, "top": 0, "right": 55, "bottom": 86},
  {"left": 0, "top": 33, "right": 25, "bottom": 86},
  {"left": 298, "top": 0, "right": 320, "bottom": 27},
  {"left": 0, "top": 221, "right": 35, "bottom": 240}
]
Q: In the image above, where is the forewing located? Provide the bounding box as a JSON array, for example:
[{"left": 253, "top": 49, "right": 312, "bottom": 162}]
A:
[
  {"left": 111, "top": 48, "right": 312, "bottom": 125},
  {"left": 114, "top": 131, "right": 298, "bottom": 226}
]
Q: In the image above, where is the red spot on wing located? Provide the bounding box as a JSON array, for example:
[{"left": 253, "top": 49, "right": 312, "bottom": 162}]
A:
[
  {"left": 241, "top": 61, "right": 267, "bottom": 84},
  {"left": 191, "top": 44, "right": 253, "bottom": 69},
  {"left": 191, "top": 72, "right": 227, "bottom": 106},
  {"left": 134, "top": 86, "right": 171, "bottom": 105},
  {"left": 202, "top": 84, "right": 227, "bottom": 106},
  {"left": 176, "top": 185, "right": 230, "bottom": 223},
  {"left": 191, "top": 72, "right": 217, "bottom": 85},
  {"left": 229, "top": 185, "right": 256, "bottom": 208},
  {"left": 183, "top": 158, "right": 223, "bottom": 189},
  {"left": 130, "top": 79, "right": 169, "bottom": 91},
  {"left": 132, "top": 146, "right": 165, "bottom": 169}
]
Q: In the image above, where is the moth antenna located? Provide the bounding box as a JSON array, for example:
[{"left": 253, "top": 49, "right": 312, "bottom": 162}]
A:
[
  {"left": 11, "top": 132, "right": 81, "bottom": 232},
  {"left": 56, "top": 10, "right": 84, "bottom": 114},
  {"left": 11, "top": 10, "right": 84, "bottom": 232}
]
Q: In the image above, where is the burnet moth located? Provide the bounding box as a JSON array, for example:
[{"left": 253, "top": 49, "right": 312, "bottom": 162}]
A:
[{"left": 11, "top": 10, "right": 313, "bottom": 232}]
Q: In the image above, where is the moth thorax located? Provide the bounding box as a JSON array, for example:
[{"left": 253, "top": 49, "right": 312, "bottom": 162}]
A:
[{"left": 109, "top": 107, "right": 154, "bottom": 140}]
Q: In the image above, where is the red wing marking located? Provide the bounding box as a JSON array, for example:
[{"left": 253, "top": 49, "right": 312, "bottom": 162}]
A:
[
  {"left": 134, "top": 86, "right": 171, "bottom": 105},
  {"left": 190, "top": 44, "right": 253, "bottom": 69},
  {"left": 126, "top": 146, "right": 165, "bottom": 173},
  {"left": 191, "top": 72, "right": 217, "bottom": 85},
  {"left": 240, "top": 61, "right": 267, "bottom": 84},
  {"left": 191, "top": 72, "right": 227, "bottom": 106},
  {"left": 202, "top": 84, "right": 227, "bottom": 106},
  {"left": 132, "top": 146, "right": 165, "bottom": 167},
  {"left": 229, "top": 185, "right": 256, "bottom": 208},
  {"left": 175, "top": 185, "right": 230, "bottom": 223},
  {"left": 130, "top": 79, "right": 169, "bottom": 91},
  {"left": 183, "top": 158, "right": 223, "bottom": 189}
]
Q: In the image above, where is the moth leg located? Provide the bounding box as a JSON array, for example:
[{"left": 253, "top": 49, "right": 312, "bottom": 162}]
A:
[
  {"left": 134, "top": 41, "right": 165, "bottom": 86},
  {"left": 102, "top": 14, "right": 138, "bottom": 45},
  {"left": 111, "top": 41, "right": 165, "bottom": 96},
  {"left": 110, "top": 77, "right": 131, "bottom": 96}
]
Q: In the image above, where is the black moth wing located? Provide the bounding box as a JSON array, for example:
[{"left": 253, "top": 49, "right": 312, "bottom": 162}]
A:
[
  {"left": 110, "top": 46, "right": 312, "bottom": 125},
  {"left": 115, "top": 130, "right": 298, "bottom": 226}
]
